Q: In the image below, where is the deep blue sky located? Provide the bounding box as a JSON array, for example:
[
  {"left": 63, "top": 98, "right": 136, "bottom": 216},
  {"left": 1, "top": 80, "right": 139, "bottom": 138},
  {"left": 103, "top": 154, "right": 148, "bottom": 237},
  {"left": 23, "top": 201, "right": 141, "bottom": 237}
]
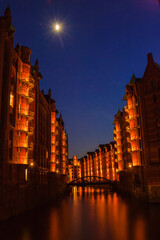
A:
[{"left": 1, "top": 0, "right": 160, "bottom": 158}]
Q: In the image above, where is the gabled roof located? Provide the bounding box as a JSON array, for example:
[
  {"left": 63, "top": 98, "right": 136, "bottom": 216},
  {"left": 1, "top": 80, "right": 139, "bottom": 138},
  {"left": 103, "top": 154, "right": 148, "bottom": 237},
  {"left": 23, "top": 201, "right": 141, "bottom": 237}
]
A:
[
  {"left": 99, "top": 144, "right": 105, "bottom": 149},
  {"left": 116, "top": 109, "right": 122, "bottom": 118},
  {"left": 122, "top": 92, "right": 127, "bottom": 100},
  {"left": 10, "top": 23, "right": 16, "bottom": 33},
  {"left": 129, "top": 73, "right": 136, "bottom": 84},
  {"left": 143, "top": 53, "right": 160, "bottom": 79},
  {"left": 154, "top": 62, "right": 160, "bottom": 70},
  {"left": 87, "top": 152, "right": 94, "bottom": 156},
  {"left": 104, "top": 144, "right": 110, "bottom": 151}
]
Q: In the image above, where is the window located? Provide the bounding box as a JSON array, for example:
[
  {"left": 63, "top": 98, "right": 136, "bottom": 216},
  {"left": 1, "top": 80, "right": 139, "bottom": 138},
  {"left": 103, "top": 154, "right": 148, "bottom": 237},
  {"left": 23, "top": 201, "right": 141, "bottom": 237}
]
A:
[
  {"left": 9, "top": 113, "right": 13, "bottom": 126},
  {"left": 10, "top": 92, "right": 14, "bottom": 107},
  {"left": 151, "top": 80, "right": 156, "bottom": 90},
  {"left": 25, "top": 169, "right": 28, "bottom": 181},
  {"left": 9, "top": 131, "right": 13, "bottom": 160}
]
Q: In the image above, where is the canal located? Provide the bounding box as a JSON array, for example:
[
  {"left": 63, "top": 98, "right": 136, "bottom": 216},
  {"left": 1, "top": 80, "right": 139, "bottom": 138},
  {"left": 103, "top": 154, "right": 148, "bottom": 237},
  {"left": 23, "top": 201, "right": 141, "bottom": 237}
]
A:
[{"left": 1, "top": 186, "right": 160, "bottom": 240}]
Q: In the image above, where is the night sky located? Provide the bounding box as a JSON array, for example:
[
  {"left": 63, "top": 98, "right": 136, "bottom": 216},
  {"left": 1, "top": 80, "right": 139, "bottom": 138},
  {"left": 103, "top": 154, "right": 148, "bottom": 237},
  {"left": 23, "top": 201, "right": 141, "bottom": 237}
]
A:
[{"left": 1, "top": 0, "right": 160, "bottom": 158}]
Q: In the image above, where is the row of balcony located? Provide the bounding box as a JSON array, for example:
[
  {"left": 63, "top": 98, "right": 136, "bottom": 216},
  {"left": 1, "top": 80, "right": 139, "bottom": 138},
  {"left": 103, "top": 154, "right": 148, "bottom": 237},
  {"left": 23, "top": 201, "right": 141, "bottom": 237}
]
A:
[
  {"left": 16, "top": 140, "right": 34, "bottom": 149},
  {"left": 115, "top": 147, "right": 141, "bottom": 154},
  {"left": 19, "top": 90, "right": 34, "bottom": 102},
  {"left": 113, "top": 128, "right": 121, "bottom": 134},
  {"left": 16, "top": 157, "right": 34, "bottom": 165},
  {"left": 20, "top": 77, "right": 35, "bottom": 88},
  {"left": 18, "top": 108, "right": 34, "bottom": 120},
  {"left": 17, "top": 125, "right": 34, "bottom": 134}
]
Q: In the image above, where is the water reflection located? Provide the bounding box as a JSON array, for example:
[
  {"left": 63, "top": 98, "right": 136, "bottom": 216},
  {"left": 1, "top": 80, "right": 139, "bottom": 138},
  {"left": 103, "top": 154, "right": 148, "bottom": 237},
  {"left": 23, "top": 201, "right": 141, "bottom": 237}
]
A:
[{"left": 1, "top": 186, "right": 160, "bottom": 240}]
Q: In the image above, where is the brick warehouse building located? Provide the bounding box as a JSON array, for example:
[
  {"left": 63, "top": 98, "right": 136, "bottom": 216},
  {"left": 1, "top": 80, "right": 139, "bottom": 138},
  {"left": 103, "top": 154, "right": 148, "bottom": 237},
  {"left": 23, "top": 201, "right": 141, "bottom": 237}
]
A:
[
  {"left": 114, "top": 53, "right": 160, "bottom": 201},
  {"left": 79, "top": 142, "right": 118, "bottom": 182},
  {"left": 68, "top": 155, "right": 81, "bottom": 182},
  {"left": 0, "top": 7, "right": 68, "bottom": 186}
]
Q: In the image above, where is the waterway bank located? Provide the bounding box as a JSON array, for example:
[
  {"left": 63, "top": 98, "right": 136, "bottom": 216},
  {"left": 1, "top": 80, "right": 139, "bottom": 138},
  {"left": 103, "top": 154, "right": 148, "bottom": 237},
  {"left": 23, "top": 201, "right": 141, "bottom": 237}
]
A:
[{"left": 0, "top": 174, "right": 67, "bottom": 222}]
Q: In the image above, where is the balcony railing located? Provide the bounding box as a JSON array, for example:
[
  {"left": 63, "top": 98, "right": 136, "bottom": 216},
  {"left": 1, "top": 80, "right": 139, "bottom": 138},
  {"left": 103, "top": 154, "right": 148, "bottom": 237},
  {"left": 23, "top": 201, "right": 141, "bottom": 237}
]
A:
[
  {"left": 28, "top": 142, "right": 34, "bottom": 150},
  {"left": 126, "top": 137, "right": 131, "bottom": 142},
  {"left": 125, "top": 116, "right": 129, "bottom": 122},
  {"left": 30, "top": 92, "right": 34, "bottom": 98},
  {"left": 28, "top": 110, "right": 34, "bottom": 120},
  {"left": 17, "top": 124, "right": 28, "bottom": 132},
  {"left": 17, "top": 140, "right": 28, "bottom": 148},
  {"left": 28, "top": 77, "right": 35, "bottom": 88},
  {"left": 19, "top": 89, "right": 29, "bottom": 98},
  {"left": 19, "top": 78, "right": 29, "bottom": 84},
  {"left": 26, "top": 92, "right": 34, "bottom": 103},
  {"left": 28, "top": 126, "right": 34, "bottom": 135},
  {"left": 16, "top": 157, "right": 28, "bottom": 164}
]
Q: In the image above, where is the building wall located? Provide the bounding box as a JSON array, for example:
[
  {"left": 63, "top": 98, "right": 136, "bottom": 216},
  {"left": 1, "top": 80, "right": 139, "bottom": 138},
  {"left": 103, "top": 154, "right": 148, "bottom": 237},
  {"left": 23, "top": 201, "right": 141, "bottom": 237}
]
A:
[
  {"left": 68, "top": 155, "right": 81, "bottom": 182},
  {"left": 55, "top": 115, "right": 68, "bottom": 175},
  {"left": 0, "top": 7, "right": 68, "bottom": 186},
  {"left": 114, "top": 53, "right": 160, "bottom": 202},
  {"left": 79, "top": 144, "right": 118, "bottom": 182}
]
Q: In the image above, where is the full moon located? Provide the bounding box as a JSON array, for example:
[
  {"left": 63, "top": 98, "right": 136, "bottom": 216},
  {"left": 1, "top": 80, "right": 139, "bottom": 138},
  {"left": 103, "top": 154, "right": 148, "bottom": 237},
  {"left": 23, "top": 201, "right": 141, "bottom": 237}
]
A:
[{"left": 55, "top": 23, "right": 61, "bottom": 32}]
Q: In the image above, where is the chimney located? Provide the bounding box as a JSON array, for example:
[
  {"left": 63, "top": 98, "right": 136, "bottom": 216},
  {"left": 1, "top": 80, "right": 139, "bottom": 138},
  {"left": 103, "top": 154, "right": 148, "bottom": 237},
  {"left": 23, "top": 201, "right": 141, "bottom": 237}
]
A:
[
  {"left": 21, "top": 46, "right": 31, "bottom": 64},
  {"left": 34, "top": 59, "right": 39, "bottom": 72},
  {"left": 4, "top": 6, "right": 12, "bottom": 28},
  {"left": 48, "top": 88, "right": 51, "bottom": 99},
  {"left": 147, "top": 53, "right": 153, "bottom": 64}
]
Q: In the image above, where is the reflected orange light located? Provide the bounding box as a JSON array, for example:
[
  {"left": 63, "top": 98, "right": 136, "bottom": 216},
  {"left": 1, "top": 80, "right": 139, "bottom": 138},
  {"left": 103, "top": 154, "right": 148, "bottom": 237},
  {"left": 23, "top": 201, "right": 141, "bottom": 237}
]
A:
[{"left": 135, "top": 217, "right": 146, "bottom": 240}]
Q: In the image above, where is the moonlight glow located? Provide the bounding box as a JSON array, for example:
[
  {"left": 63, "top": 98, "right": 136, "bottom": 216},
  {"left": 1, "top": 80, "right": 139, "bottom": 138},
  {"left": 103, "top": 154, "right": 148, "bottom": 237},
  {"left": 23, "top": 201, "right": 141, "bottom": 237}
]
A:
[
  {"left": 55, "top": 24, "right": 60, "bottom": 31},
  {"left": 53, "top": 23, "right": 61, "bottom": 32}
]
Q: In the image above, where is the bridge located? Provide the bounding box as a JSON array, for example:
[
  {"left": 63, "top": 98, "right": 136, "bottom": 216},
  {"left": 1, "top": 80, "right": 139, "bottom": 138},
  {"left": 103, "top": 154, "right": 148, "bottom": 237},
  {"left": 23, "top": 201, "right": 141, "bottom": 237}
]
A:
[{"left": 67, "top": 176, "right": 117, "bottom": 187}]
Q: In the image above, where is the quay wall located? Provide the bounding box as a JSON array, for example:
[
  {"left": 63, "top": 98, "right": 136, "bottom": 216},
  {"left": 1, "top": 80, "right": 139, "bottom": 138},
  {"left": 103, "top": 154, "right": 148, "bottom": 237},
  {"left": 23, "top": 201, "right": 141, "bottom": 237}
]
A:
[
  {"left": 117, "top": 167, "right": 160, "bottom": 203},
  {"left": 0, "top": 174, "right": 67, "bottom": 222}
]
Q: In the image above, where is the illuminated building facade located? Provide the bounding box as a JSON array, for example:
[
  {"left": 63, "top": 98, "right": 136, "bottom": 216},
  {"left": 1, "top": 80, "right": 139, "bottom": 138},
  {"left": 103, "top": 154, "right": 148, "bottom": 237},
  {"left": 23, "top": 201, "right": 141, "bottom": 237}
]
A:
[
  {"left": 68, "top": 155, "right": 81, "bottom": 182},
  {"left": 114, "top": 53, "right": 160, "bottom": 200},
  {"left": 113, "top": 108, "right": 132, "bottom": 172},
  {"left": 80, "top": 143, "right": 118, "bottom": 181},
  {"left": 0, "top": 7, "right": 68, "bottom": 185},
  {"left": 80, "top": 156, "right": 87, "bottom": 179},
  {"left": 55, "top": 114, "right": 68, "bottom": 175}
]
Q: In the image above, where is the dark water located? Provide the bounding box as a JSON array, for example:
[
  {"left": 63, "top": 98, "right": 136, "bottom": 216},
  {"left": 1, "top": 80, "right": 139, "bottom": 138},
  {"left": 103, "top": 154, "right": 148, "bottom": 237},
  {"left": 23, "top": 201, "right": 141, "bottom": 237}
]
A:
[{"left": 1, "top": 186, "right": 160, "bottom": 240}]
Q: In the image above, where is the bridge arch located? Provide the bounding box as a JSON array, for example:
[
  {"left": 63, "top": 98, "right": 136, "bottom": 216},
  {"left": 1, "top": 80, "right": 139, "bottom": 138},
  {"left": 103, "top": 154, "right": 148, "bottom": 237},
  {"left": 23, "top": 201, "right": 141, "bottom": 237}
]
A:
[{"left": 67, "top": 176, "right": 116, "bottom": 186}]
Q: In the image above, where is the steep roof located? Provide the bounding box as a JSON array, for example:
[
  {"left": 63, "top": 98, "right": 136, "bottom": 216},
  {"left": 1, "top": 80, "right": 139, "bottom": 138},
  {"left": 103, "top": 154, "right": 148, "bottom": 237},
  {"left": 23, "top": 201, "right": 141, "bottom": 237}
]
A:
[
  {"left": 116, "top": 109, "right": 122, "bottom": 118},
  {"left": 122, "top": 92, "right": 127, "bottom": 100},
  {"left": 129, "top": 73, "right": 136, "bottom": 84}
]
